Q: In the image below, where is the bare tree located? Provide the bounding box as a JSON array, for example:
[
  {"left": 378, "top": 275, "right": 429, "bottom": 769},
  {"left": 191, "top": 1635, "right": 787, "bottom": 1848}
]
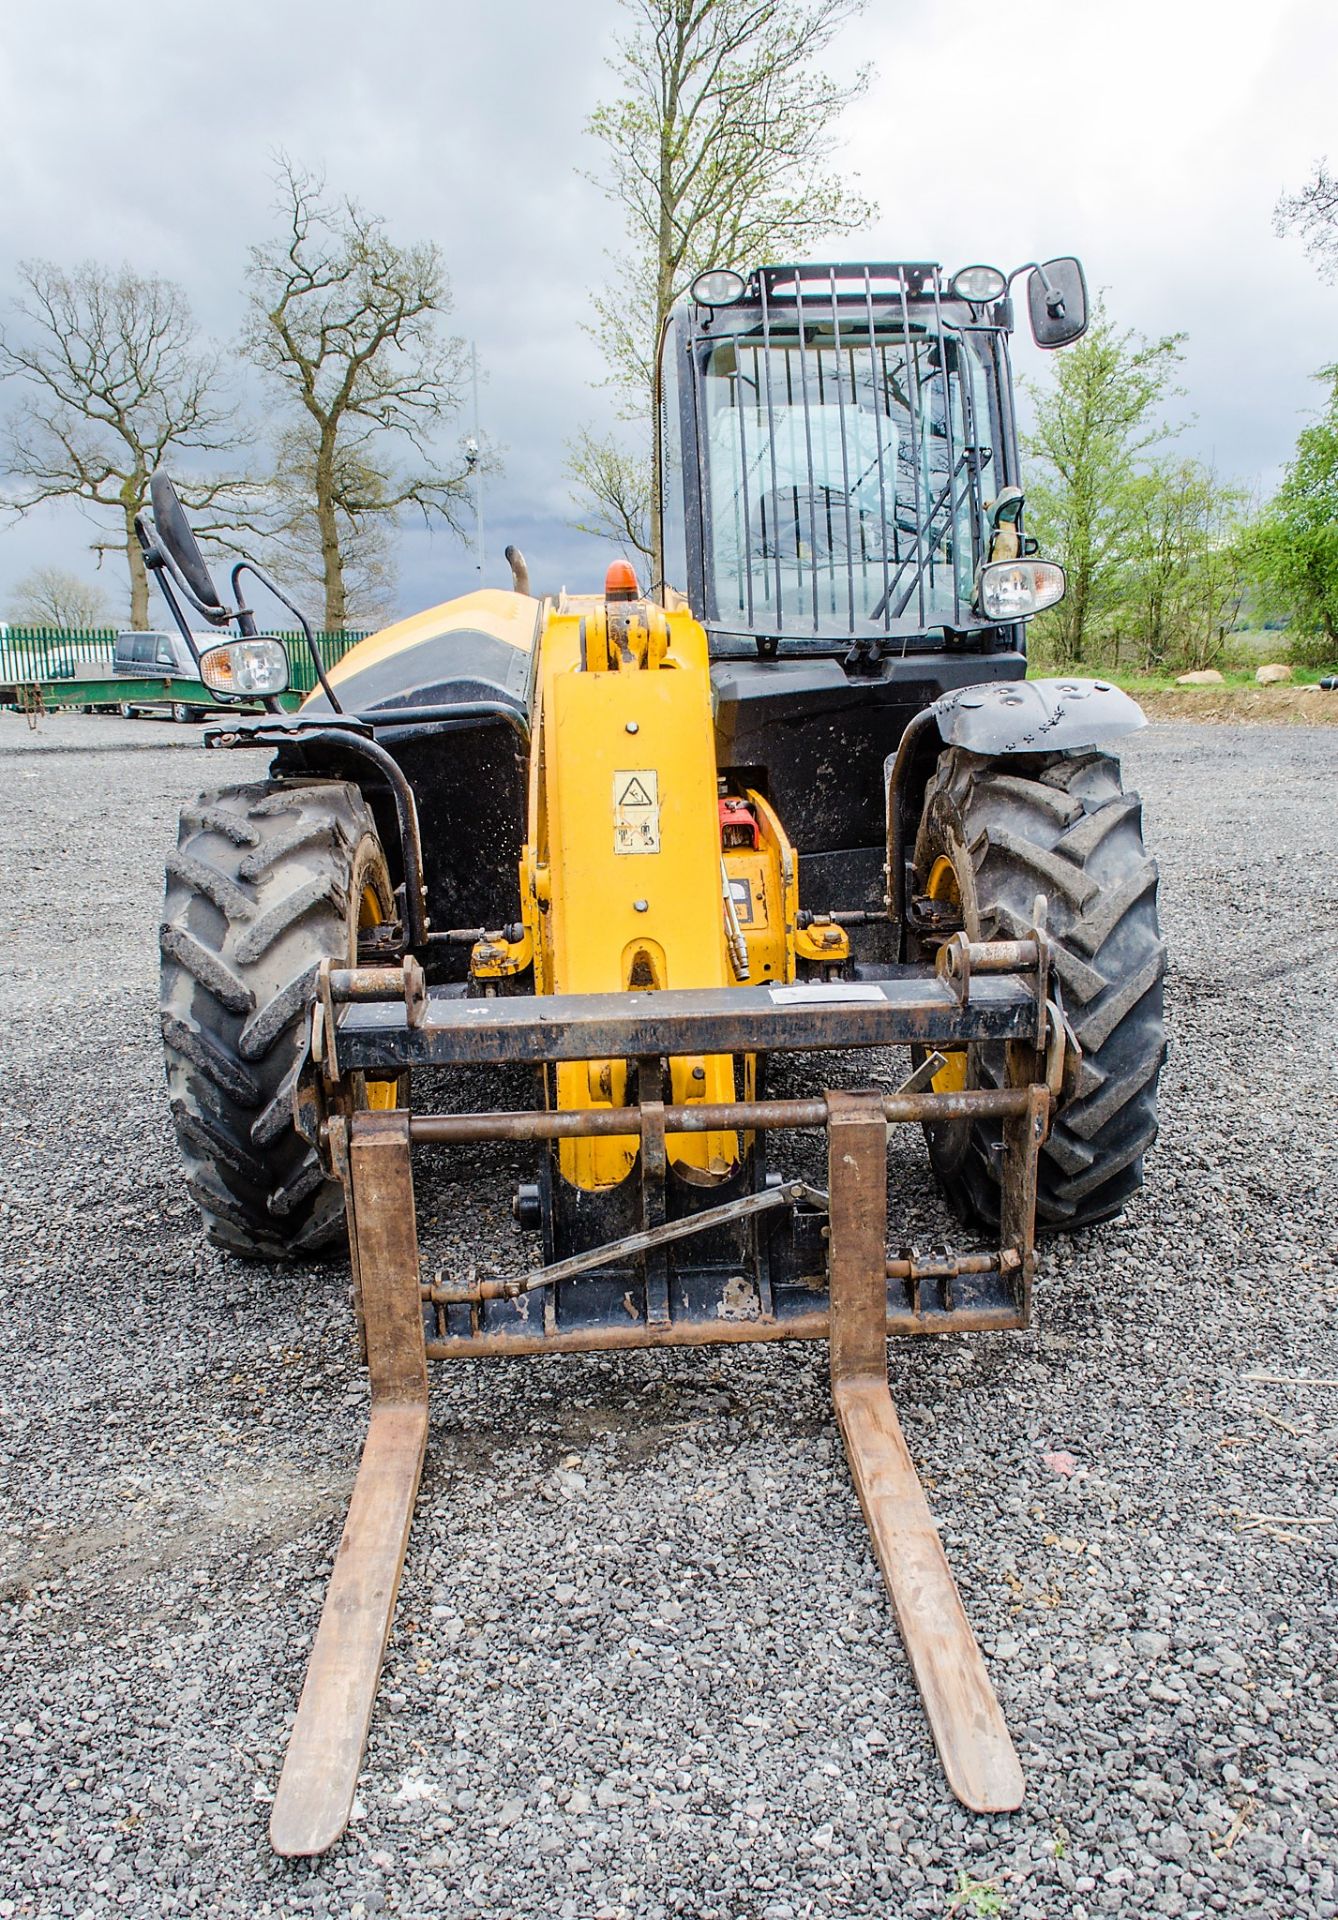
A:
[
  {"left": 10, "top": 564, "right": 112, "bottom": 629},
  {"left": 244, "top": 158, "right": 474, "bottom": 630},
  {"left": 0, "top": 262, "right": 252, "bottom": 626},
  {"left": 1275, "top": 159, "right": 1338, "bottom": 281},
  {"left": 258, "top": 425, "right": 400, "bottom": 628},
  {"left": 576, "top": 0, "right": 875, "bottom": 580}
]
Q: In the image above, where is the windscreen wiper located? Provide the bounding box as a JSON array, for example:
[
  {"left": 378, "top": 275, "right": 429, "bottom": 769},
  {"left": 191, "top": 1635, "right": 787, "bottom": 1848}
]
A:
[{"left": 869, "top": 448, "right": 987, "bottom": 623}]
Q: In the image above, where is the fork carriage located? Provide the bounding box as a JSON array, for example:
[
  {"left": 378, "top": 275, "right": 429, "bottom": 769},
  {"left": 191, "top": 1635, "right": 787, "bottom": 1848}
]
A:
[{"left": 269, "top": 934, "right": 1061, "bottom": 1855}]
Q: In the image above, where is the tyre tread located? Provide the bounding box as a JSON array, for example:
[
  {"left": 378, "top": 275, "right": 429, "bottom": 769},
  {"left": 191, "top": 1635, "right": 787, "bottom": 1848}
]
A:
[
  {"left": 914, "top": 745, "right": 1166, "bottom": 1233},
  {"left": 159, "top": 778, "right": 389, "bottom": 1259}
]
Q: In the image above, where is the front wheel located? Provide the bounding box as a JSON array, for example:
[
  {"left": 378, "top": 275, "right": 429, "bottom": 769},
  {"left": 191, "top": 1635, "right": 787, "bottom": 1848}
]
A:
[
  {"left": 911, "top": 746, "right": 1167, "bottom": 1232},
  {"left": 159, "top": 778, "right": 394, "bottom": 1258}
]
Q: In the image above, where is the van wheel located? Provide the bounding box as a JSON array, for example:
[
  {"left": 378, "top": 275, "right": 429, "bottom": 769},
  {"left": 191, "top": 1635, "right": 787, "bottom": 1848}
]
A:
[{"left": 159, "top": 778, "right": 395, "bottom": 1259}]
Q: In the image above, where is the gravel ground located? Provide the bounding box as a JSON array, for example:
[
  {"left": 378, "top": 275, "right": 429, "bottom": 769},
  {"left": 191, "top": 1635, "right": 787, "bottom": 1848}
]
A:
[{"left": 0, "top": 710, "right": 1335, "bottom": 1920}]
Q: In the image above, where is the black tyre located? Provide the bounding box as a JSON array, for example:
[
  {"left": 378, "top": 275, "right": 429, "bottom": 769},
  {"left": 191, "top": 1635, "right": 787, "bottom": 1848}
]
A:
[
  {"left": 159, "top": 778, "right": 394, "bottom": 1258},
  {"left": 911, "top": 746, "right": 1166, "bottom": 1231}
]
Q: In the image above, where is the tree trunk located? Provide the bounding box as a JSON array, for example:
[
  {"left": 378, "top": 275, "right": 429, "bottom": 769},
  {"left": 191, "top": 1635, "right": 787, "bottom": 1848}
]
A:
[
  {"left": 124, "top": 499, "right": 150, "bottom": 629},
  {"left": 650, "top": 343, "right": 665, "bottom": 596},
  {"left": 314, "top": 435, "right": 346, "bottom": 631},
  {"left": 648, "top": 66, "right": 681, "bottom": 601},
  {"left": 649, "top": 250, "right": 678, "bottom": 593},
  {"left": 648, "top": 289, "right": 672, "bottom": 597},
  {"left": 1065, "top": 567, "right": 1091, "bottom": 667}
]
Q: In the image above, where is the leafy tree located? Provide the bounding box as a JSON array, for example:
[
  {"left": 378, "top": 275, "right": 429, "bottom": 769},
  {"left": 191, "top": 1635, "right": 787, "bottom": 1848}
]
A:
[
  {"left": 1245, "top": 362, "right": 1338, "bottom": 665},
  {"left": 0, "top": 262, "right": 251, "bottom": 626},
  {"left": 577, "top": 0, "right": 875, "bottom": 577},
  {"left": 10, "top": 564, "right": 112, "bottom": 629},
  {"left": 1024, "top": 302, "right": 1185, "bottom": 666},
  {"left": 567, "top": 427, "right": 654, "bottom": 560},
  {"left": 1275, "top": 159, "right": 1338, "bottom": 282},
  {"left": 1120, "top": 460, "right": 1248, "bottom": 672},
  {"left": 244, "top": 157, "right": 475, "bottom": 630}
]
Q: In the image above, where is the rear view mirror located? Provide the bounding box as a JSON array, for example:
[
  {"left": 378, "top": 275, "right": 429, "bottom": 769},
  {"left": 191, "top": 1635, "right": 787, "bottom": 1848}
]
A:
[
  {"left": 149, "top": 469, "right": 224, "bottom": 610},
  {"left": 1027, "top": 257, "right": 1088, "bottom": 349}
]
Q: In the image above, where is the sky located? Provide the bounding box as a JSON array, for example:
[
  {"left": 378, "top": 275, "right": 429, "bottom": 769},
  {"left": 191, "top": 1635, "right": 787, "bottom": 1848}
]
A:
[{"left": 0, "top": 0, "right": 1334, "bottom": 625}]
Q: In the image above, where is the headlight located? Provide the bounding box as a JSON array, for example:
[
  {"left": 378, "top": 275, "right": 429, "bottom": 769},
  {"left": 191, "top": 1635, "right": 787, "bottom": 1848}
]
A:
[
  {"left": 199, "top": 639, "right": 290, "bottom": 698},
  {"left": 977, "top": 559, "right": 1066, "bottom": 621}
]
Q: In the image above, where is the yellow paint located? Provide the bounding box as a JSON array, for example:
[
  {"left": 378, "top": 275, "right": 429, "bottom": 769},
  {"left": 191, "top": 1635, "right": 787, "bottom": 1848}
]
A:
[
  {"left": 470, "top": 924, "right": 534, "bottom": 980},
  {"left": 523, "top": 596, "right": 739, "bottom": 1189},
  {"left": 721, "top": 789, "right": 793, "bottom": 986},
  {"left": 311, "top": 588, "right": 541, "bottom": 699},
  {"left": 358, "top": 884, "right": 399, "bottom": 1111},
  {"left": 794, "top": 920, "right": 851, "bottom": 968},
  {"left": 926, "top": 854, "right": 969, "bottom": 1093}
]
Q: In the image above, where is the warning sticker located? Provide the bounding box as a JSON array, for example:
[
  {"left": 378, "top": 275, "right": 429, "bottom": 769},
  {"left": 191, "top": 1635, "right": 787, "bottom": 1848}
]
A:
[
  {"left": 613, "top": 769, "right": 660, "bottom": 854},
  {"left": 728, "top": 874, "right": 754, "bottom": 924}
]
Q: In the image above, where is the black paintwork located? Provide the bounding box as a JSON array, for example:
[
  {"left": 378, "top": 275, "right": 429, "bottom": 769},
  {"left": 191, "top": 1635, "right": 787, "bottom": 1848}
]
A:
[
  {"left": 712, "top": 649, "right": 1024, "bottom": 862},
  {"left": 333, "top": 974, "right": 1042, "bottom": 1070}
]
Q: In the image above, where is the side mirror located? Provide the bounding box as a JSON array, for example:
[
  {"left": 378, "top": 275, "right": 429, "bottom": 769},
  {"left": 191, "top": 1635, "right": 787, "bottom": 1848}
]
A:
[
  {"left": 149, "top": 469, "right": 224, "bottom": 611},
  {"left": 1027, "top": 256, "right": 1088, "bottom": 350}
]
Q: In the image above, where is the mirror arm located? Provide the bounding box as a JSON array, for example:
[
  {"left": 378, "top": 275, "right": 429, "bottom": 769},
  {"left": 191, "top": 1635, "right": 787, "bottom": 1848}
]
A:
[
  {"left": 231, "top": 559, "right": 345, "bottom": 716},
  {"left": 1006, "top": 260, "right": 1065, "bottom": 317}
]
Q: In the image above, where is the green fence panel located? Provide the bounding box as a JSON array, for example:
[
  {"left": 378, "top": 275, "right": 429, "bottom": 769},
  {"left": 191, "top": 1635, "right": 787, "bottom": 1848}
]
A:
[{"left": 0, "top": 628, "right": 118, "bottom": 682}]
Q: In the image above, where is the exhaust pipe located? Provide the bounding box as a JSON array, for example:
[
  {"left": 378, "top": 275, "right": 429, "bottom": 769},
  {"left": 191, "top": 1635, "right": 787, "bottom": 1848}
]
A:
[{"left": 504, "top": 544, "right": 530, "bottom": 595}]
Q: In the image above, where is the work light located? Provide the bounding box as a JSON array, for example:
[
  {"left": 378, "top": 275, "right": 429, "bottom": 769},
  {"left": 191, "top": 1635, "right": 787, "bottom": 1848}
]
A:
[
  {"left": 691, "top": 268, "right": 746, "bottom": 307},
  {"left": 199, "top": 638, "right": 290, "bottom": 698},
  {"left": 950, "top": 264, "right": 1007, "bottom": 303}
]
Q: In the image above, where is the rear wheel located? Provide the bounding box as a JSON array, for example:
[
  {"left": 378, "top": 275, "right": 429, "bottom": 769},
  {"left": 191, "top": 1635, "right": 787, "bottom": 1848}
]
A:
[
  {"left": 159, "top": 778, "right": 394, "bottom": 1258},
  {"left": 911, "top": 746, "right": 1166, "bottom": 1231}
]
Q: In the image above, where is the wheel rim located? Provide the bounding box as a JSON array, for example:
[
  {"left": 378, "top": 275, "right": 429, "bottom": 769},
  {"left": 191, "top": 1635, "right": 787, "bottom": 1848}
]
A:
[{"left": 925, "top": 855, "right": 969, "bottom": 1094}]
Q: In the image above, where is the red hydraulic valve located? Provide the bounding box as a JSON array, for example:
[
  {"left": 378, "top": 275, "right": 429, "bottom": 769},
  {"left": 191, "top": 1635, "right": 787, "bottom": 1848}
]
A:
[{"left": 718, "top": 795, "right": 759, "bottom": 849}]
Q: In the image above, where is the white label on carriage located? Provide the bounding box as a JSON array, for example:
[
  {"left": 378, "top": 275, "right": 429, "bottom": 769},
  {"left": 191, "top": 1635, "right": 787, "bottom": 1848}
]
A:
[
  {"left": 612, "top": 770, "right": 660, "bottom": 854},
  {"left": 769, "top": 983, "right": 887, "bottom": 1005}
]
